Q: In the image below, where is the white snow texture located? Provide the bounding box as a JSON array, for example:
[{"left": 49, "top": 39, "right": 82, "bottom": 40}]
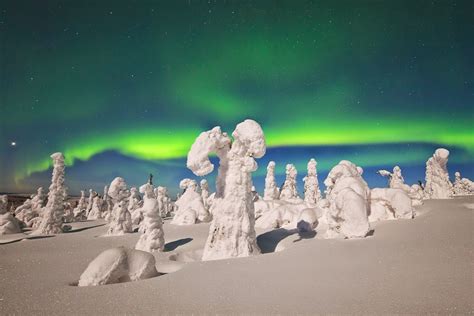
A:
[{"left": 187, "top": 119, "right": 265, "bottom": 261}]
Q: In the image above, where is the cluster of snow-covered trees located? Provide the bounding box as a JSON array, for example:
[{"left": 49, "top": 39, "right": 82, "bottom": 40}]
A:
[
  {"left": 1, "top": 155, "right": 174, "bottom": 239},
  {"left": 2, "top": 119, "right": 473, "bottom": 286}
]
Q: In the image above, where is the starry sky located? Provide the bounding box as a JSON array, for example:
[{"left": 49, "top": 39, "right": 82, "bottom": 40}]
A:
[{"left": 1, "top": 0, "right": 473, "bottom": 195}]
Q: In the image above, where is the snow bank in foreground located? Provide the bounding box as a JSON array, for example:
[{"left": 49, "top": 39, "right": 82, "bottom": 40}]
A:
[{"left": 78, "top": 247, "right": 158, "bottom": 286}]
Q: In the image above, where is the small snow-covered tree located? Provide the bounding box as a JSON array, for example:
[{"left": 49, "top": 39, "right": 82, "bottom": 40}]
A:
[
  {"left": 135, "top": 182, "right": 165, "bottom": 253},
  {"left": 85, "top": 189, "right": 95, "bottom": 216},
  {"left": 171, "top": 179, "right": 209, "bottom": 225},
  {"left": 324, "top": 160, "right": 370, "bottom": 239},
  {"left": 106, "top": 177, "right": 132, "bottom": 236},
  {"left": 453, "top": 171, "right": 474, "bottom": 195},
  {"left": 0, "top": 195, "right": 22, "bottom": 235},
  {"left": 263, "top": 161, "right": 280, "bottom": 200},
  {"left": 73, "top": 190, "right": 88, "bottom": 220},
  {"left": 87, "top": 194, "right": 103, "bottom": 220},
  {"left": 15, "top": 187, "right": 46, "bottom": 225},
  {"left": 280, "top": 164, "right": 299, "bottom": 201},
  {"left": 128, "top": 187, "right": 143, "bottom": 225},
  {"left": 102, "top": 185, "right": 114, "bottom": 221},
  {"left": 303, "top": 158, "right": 321, "bottom": 205},
  {"left": 155, "top": 186, "right": 171, "bottom": 218}
]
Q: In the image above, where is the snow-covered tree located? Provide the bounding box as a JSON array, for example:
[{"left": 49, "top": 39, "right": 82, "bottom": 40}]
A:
[
  {"left": 263, "top": 161, "right": 280, "bottom": 200},
  {"left": 324, "top": 160, "right": 370, "bottom": 239},
  {"left": 87, "top": 194, "right": 103, "bottom": 220},
  {"left": 171, "top": 179, "right": 209, "bottom": 225},
  {"left": 0, "top": 195, "right": 21, "bottom": 235},
  {"left": 303, "top": 158, "right": 321, "bottom": 205},
  {"left": 155, "top": 186, "right": 171, "bottom": 218},
  {"left": 187, "top": 119, "right": 264, "bottom": 261},
  {"left": 73, "top": 190, "right": 88, "bottom": 220},
  {"left": 424, "top": 148, "right": 452, "bottom": 199},
  {"left": 280, "top": 164, "right": 300, "bottom": 201},
  {"left": 105, "top": 177, "right": 132, "bottom": 236},
  {"left": 453, "top": 171, "right": 474, "bottom": 195},
  {"left": 33, "top": 152, "right": 67, "bottom": 235},
  {"left": 135, "top": 182, "right": 165, "bottom": 253},
  {"left": 15, "top": 187, "right": 46, "bottom": 225}
]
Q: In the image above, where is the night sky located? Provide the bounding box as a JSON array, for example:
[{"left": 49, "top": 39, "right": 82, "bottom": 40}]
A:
[{"left": 1, "top": 0, "right": 473, "bottom": 195}]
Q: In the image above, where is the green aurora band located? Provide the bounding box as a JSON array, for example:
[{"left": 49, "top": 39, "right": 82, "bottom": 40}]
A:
[{"left": 1, "top": 1, "right": 473, "bottom": 191}]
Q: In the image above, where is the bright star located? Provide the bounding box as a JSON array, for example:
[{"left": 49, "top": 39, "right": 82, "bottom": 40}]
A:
[{"left": 11, "top": 141, "right": 16, "bottom": 146}]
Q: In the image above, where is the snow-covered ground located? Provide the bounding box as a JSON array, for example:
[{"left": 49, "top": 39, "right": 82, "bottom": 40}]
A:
[{"left": 0, "top": 197, "right": 472, "bottom": 314}]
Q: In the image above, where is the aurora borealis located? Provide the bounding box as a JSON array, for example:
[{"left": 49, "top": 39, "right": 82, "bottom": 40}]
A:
[{"left": 1, "top": 0, "right": 473, "bottom": 195}]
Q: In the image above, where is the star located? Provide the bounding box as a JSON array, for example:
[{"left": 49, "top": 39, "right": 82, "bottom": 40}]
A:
[{"left": 11, "top": 141, "right": 16, "bottom": 146}]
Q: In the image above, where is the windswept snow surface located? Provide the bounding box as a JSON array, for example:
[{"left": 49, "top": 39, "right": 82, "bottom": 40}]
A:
[{"left": 0, "top": 197, "right": 472, "bottom": 314}]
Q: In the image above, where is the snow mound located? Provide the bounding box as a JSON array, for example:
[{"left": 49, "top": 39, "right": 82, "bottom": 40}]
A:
[
  {"left": 462, "top": 203, "right": 474, "bottom": 210},
  {"left": 369, "top": 188, "right": 414, "bottom": 222},
  {"left": 78, "top": 247, "right": 159, "bottom": 286},
  {"left": 168, "top": 249, "right": 204, "bottom": 263},
  {"left": 296, "top": 208, "right": 319, "bottom": 233}
]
